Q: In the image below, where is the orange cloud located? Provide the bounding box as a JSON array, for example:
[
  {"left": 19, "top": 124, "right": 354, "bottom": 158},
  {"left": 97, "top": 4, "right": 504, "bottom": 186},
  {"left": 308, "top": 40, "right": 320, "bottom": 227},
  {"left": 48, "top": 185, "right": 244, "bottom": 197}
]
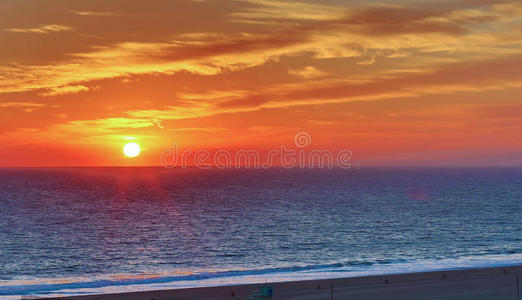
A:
[
  {"left": 289, "top": 66, "right": 327, "bottom": 79},
  {"left": 0, "top": 102, "right": 46, "bottom": 108},
  {"left": 69, "top": 10, "right": 116, "bottom": 17},
  {"left": 40, "top": 85, "right": 91, "bottom": 96},
  {"left": 217, "top": 56, "right": 522, "bottom": 109},
  {"left": 4, "top": 24, "right": 74, "bottom": 34}
]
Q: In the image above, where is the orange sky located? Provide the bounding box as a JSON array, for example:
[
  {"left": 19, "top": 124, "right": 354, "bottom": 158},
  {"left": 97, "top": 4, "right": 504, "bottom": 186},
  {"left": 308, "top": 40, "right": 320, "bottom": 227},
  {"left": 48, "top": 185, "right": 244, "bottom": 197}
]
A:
[{"left": 1, "top": 0, "right": 522, "bottom": 166}]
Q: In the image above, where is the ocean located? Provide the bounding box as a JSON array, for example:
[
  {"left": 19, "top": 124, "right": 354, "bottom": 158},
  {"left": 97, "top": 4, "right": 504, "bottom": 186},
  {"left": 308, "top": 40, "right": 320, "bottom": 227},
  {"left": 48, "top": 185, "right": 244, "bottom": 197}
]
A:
[{"left": 0, "top": 167, "right": 521, "bottom": 298}]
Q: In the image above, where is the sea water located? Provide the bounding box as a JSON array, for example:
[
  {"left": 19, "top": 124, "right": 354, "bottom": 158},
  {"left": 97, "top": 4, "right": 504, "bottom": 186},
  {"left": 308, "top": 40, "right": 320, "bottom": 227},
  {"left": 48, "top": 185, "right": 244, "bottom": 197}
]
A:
[{"left": 0, "top": 167, "right": 521, "bottom": 298}]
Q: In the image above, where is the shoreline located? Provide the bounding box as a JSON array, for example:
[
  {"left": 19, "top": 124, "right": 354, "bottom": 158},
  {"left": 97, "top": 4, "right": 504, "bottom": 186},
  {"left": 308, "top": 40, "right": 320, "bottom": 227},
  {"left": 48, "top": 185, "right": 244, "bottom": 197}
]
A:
[{"left": 47, "top": 264, "right": 522, "bottom": 300}]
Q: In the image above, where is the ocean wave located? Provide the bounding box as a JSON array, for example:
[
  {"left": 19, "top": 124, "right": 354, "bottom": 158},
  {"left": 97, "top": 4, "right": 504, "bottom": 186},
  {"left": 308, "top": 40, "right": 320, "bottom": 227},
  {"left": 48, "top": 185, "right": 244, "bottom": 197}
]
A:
[
  {"left": 1, "top": 262, "right": 343, "bottom": 295},
  {"left": 2, "top": 253, "right": 522, "bottom": 296}
]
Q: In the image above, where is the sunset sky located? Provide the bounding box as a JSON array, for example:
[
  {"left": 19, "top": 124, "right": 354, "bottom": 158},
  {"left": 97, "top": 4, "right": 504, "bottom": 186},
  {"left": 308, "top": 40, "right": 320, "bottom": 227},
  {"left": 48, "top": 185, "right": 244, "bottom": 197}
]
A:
[{"left": 1, "top": 0, "right": 522, "bottom": 166}]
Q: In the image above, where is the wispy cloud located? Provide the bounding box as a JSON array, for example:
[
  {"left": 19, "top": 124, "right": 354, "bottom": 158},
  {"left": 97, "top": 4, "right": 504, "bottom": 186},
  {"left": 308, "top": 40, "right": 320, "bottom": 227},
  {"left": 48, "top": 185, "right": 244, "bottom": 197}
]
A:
[
  {"left": 231, "top": 0, "right": 345, "bottom": 22},
  {"left": 40, "top": 85, "right": 91, "bottom": 97},
  {"left": 217, "top": 55, "right": 522, "bottom": 110},
  {"left": 4, "top": 24, "right": 74, "bottom": 34},
  {"left": 2, "top": 0, "right": 522, "bottom": 96},
  {"left": 0, "top": 102, "right": 46, "bottom": 108},
  {"left": 289, "top": 66, "right": 327, "bottom": 79},
  {"left": 69, "top": 10, "right": 116, "bottom": 17}
]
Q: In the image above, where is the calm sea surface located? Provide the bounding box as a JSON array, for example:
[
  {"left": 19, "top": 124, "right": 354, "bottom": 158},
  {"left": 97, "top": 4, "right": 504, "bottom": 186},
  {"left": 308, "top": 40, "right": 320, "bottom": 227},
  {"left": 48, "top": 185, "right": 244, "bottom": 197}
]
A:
[{"left": 0, "top": 167, "right": 521, "bottom": 297}]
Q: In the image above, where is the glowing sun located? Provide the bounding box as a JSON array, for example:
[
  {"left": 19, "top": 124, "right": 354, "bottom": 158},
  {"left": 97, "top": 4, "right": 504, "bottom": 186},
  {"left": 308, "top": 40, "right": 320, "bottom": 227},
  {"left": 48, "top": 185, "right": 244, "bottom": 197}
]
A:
[{"left": 123, "top": 142, "right": 141, "bottom": 157}]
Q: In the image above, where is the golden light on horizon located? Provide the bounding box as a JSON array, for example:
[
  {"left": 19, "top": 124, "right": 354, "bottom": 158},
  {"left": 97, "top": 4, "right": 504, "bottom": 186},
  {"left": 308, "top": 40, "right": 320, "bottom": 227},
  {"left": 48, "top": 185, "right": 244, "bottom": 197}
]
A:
[{"left": 123, "top": 143, "right": 141, "bottom": 158}]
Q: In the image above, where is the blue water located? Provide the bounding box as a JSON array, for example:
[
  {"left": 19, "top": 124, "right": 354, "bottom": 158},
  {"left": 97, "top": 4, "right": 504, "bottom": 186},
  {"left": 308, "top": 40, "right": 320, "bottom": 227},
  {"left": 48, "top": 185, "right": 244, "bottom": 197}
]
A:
[{"left": 0, "top": 167, "right": 521, "bottom": 298}]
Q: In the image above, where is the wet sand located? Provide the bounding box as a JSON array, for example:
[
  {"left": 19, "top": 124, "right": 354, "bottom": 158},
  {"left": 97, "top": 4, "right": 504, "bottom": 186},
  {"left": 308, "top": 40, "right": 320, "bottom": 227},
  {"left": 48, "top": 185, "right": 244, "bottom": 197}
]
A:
[{"left": 58, "top": 265, "right": 522, "bottom": 300}]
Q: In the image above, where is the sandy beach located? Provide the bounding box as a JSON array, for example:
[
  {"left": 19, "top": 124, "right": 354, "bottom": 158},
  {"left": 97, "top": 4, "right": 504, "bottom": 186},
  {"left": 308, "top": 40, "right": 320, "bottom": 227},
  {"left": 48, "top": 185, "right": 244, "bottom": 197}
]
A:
[{"left": 50, "top": 265, "right": 522, "bottom": 300}]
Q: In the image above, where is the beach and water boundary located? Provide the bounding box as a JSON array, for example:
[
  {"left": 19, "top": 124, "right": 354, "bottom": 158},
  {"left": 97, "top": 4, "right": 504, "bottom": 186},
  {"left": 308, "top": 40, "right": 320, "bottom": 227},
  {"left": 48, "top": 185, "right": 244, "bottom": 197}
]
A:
[{"left": 30, "top": 265, "right": 521, "bottom": 300}]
